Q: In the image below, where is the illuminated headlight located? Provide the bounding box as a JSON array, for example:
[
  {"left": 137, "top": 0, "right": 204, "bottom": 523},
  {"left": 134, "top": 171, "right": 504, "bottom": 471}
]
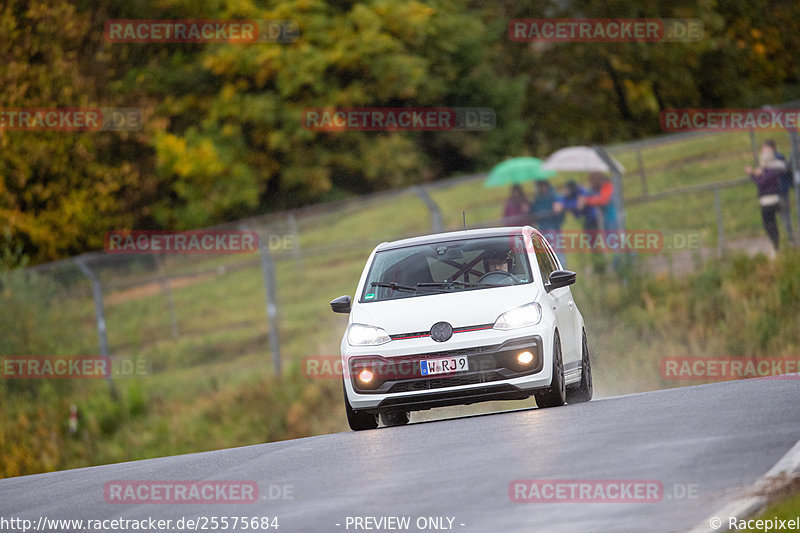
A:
[
  {"left": 358, "top": 369, "right": 374, "bottom": 383},
  {"left": 347, "top": 323, "right": 391, "bottom": 346},
  {"left": 494, "top": 303, "right": 542, "bottom": 330}
]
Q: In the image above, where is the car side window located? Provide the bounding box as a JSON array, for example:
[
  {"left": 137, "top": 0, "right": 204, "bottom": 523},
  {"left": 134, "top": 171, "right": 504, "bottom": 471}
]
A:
[
  {"left": 532, "top": 235, "right": 556, "bottom": 282},
  {"left": 542, "top": 238, "right": 562, "bottom": 270}
]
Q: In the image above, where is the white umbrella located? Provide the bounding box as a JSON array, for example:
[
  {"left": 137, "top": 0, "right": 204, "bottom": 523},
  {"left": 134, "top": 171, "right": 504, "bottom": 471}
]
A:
[{"left": 542, "top": 146, "right": 625, "bottom": 173}]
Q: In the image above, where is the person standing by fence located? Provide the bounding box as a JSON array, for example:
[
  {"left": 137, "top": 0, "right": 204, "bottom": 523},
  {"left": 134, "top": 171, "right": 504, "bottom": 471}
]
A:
[
  {"left": 764, "top": 140, "right": 796, "bottom": 247},
  {"left": 530, "top": 180, "right": 566, "bottom": 266},
  {"left": 746, "top": 145, "right": 786, "bottom": 252},
  {"left": 502, "top": 184, "right": 531, "bottom": 226},
  {"left": 562, "top": 180, "right": 599, "bottom": 231},
  {"left": 562, "top": 180, "right": 602, "bottom": 273},
  {"left": 578, "top": 172, "right": 620, "bottom": 272},
  {"left": 579, "top": 172, "right": 618, "bottom": 231}
]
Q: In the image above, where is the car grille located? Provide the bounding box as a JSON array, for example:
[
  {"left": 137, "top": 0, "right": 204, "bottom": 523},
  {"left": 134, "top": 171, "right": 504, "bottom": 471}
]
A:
[{"left": 387, "top": 371, "right": 505, "bottom": 393}]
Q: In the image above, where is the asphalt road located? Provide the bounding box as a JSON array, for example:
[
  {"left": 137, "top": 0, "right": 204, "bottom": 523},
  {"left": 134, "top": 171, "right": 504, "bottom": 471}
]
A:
[{"left": 2, "top": 378, "right": 800, "bottom": 533}]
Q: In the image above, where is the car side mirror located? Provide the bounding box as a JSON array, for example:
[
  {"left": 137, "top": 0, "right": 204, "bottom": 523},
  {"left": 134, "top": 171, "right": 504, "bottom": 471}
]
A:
[
  {"left": 546, "top": 270, "right": 576, "bottom": 292},
  {"left": 330, "top": 295, "right": 352, "bottom": 314}
]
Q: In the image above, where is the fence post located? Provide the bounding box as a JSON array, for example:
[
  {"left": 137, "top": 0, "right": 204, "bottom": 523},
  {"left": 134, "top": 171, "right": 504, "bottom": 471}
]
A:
[
  {"left": 286, "top": 212, "right": 304, "bottom": 271},
  {"left": 241, "top": 225, "right": 282, "bottom": 376},
  {"left": 73, "top": 257, "right": 117, "bottom": 397},
  {"left": 262, "top": 242, "right": 282, "bottom": 377},
  {"left": 156, "top": 254, "right": 179, "bottom": 339},
  {"left": 714, "top": 188, "right": 725, "bottom": 258},
  {"left": 413, "top": 186, "right": 444, "bottom": 233},
  {"left": 787, "top": 129, "right": 800, "bottom": 247},
  {"left": 749, "top": 129, "right": 759, "bottom": 167},
  {"left": 636, "top": 146, "right": 648, "bottom": 196}
]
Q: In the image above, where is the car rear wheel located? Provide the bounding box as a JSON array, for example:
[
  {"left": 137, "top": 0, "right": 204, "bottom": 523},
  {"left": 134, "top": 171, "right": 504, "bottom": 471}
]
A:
[
  {"left": 343, "top": 382, "right": 378, "bottom": 431},
  {"left": 534, "top": 331, "right": 566, "bottom": 408},
  {"left": 566, "top": 329, "right": 593, "bottom": 404},
  {"left": 380, "top": 411, "right": 410, "bottom": 427}
]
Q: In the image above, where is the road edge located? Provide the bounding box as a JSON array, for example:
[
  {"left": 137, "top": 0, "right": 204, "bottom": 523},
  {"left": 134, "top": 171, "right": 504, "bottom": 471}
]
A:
[{"left": 689, "top": 437, "right": 800, "bottom": 532}]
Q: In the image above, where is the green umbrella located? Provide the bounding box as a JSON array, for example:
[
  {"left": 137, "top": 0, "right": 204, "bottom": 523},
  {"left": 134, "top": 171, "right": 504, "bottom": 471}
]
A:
[{"left": 484, "top": 157, "right": 556, "bottom": 187}]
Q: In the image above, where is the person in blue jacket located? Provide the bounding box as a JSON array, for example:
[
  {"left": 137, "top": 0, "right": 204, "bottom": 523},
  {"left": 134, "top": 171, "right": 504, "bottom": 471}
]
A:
[
  {"left": 530, "top": 180, "right": 566, "bottom": 267},
  {"left": 562, "top": 180, "right": 599, "bottom": 230}
]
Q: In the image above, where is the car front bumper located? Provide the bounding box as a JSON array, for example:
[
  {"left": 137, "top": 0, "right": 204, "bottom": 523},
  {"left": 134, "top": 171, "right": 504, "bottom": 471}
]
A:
[{"left": 344, "top": 333, "right": 553, "bottom": 413}]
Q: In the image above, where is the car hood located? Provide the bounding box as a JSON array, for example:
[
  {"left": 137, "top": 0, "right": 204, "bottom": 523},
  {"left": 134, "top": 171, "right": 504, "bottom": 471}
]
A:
[{"left": 350, "top": 285, "right": 539, "bottom": 334}]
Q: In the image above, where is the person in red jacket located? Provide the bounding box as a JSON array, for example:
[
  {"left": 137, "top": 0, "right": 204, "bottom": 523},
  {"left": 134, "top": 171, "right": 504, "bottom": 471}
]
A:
[{"left": 578, "top": 173, "right": 618, "bottom": 230}]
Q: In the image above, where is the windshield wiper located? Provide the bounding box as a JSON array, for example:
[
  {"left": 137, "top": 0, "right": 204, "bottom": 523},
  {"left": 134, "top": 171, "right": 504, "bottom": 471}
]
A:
[
  {"left": 370, "top": 281, "right": 417, "bottom": 293},
  {"left": 417, "top": 281, "right": 507, "bottom": 289},
  {"left": 370, "top": 281, "right": 451, "bottom": 294},
  {"left": 371, "top": 281, "right": 504, "bottom": 294}
]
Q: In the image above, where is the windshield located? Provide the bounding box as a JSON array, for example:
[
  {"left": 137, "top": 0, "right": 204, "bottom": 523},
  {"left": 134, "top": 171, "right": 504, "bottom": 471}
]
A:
[{"left": 361, "top": 235, "right": 532, "bottom": 302}]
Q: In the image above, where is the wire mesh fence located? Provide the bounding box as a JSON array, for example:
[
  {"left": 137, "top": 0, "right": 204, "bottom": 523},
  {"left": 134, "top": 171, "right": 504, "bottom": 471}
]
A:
[{"left": 3, "top": 118, "right": 798, "bottom": 384}]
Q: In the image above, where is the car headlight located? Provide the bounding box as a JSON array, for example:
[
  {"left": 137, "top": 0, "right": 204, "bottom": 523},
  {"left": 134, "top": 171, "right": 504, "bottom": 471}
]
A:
[
  {"left": 347, "top": 323, "right": 391, "bottom": 346},
  {"left": 493, "top": 302, "right": 542, "bottom": 330}
]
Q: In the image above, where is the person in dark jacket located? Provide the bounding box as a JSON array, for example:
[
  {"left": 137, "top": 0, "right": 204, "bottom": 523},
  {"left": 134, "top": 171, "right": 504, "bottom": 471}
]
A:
[
  {"left": 530, "top": 180, "right": 564, "bottom": 230},
  {"left": 502, "top": 184, "right": 530, "bottom": 226},
  {"left": 764, "top": 140, "right": 795, "bottom": 246},
  {"left": 746, "top": 146, "right": 785, "bottom": 251},
  {"left": 530, "top": 180, "right": 566, "bottom": 266},
  {"left": 562, "top": 180, "right": 603, "bottom": 271}
]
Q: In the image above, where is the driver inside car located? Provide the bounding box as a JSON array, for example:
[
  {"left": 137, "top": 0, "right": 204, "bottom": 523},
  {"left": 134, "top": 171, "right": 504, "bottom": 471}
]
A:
[{"left": 484, "top": 249, "right": 512, "bottom": 273}]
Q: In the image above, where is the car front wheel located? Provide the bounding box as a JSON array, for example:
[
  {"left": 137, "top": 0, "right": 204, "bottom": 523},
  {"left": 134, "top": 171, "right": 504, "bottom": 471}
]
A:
[
  {"left": 343, "top": 382, "right": 378, "bottom": 431},
  {"left": 534, "top": 331, "right": 566, "bottom": 408}
]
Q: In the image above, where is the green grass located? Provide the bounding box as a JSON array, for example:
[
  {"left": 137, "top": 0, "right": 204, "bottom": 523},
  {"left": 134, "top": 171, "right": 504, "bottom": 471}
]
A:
[
  {"left": 741, "top": 478, "right": 800, "bottom": 532},
  {"left": 2, "top": 128, "right": 799, "bottom": 477}
]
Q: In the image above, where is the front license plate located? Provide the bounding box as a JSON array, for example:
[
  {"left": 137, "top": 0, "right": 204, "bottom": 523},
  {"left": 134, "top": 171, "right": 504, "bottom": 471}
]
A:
[{"left": 420, "top": 355, "right": 468, "bottom": 376}]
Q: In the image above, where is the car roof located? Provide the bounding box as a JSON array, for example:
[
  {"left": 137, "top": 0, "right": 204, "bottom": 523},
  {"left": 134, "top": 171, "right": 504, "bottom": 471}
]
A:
[{"left": 375, "top": 226, "right": 538, "bottom": 252}]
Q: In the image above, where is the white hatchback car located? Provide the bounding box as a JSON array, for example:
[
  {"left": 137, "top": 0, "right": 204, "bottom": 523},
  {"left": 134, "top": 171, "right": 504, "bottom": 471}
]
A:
[{"left": 330, "top": 226, "right": 592, "bottom": 430}]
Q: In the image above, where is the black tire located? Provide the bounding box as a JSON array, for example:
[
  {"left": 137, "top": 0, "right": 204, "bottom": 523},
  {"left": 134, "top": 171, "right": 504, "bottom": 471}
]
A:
[
  {"left": 380, "top": 411, "right": 410, "bottom": 427},
  {"left": 566, "top": 329, "right": 593, "bottom": 404},
  {"left": 343, "top": 382, "right": 378, "bottom": 431},
  {"left": 534, "top": 331, "right": 566, "bottom": 408}
]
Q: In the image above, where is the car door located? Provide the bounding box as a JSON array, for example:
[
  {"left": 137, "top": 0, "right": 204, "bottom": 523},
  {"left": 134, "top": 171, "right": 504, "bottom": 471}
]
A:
[{"left": 532, "top": 235, "right": 579, "bottom": 365}]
